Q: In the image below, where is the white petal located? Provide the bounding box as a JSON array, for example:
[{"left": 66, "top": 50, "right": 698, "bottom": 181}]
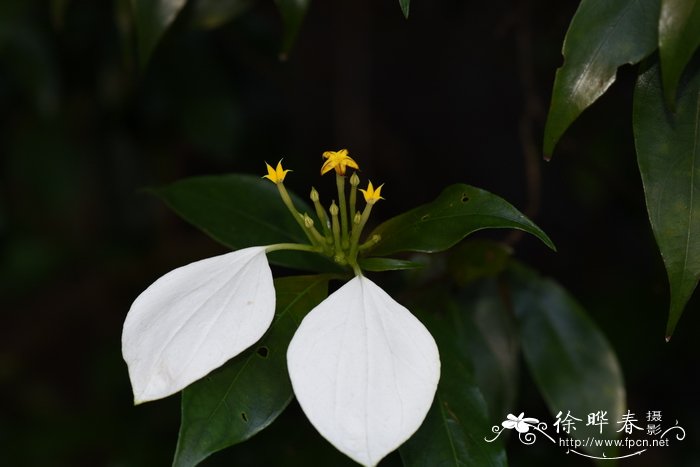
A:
[
  {"left": 287, "top": 276, "right": 440, "bottom": 467},
  {"left": 122, "top": 246, "right": 274, "bottom": 404}
]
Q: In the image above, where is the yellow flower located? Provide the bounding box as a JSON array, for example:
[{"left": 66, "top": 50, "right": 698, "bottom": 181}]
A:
[
  {"left": 359, "top": 181, "right": 384, "bottom": 204},
  {"left": 263, "top": 160, "right": 291, "bottom": 184},
  {"left": 321, "top": 149, "right": 359, "bottom": 176}
]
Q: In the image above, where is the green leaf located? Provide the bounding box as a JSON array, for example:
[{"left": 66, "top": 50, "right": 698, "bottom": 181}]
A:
[
  {"left": 399, "top": 0, "right": 410, "bottom": 19},
  {"left": 447, "top": 239, "right": 512, "bottom": 286},
  {"left": 400, "top": 309, "right": 507, "bottom": 467},
  {"left": 191, "top": 0, "right": 254, "bottom": 29},
  {"left": 365, "top": 184, "right": 555, "bottom": 257},
  {"left": 659, "top": 0, "right": 700, "bottom": 110},
  {"left": 130, "top": 0, "right": 187, "bottom": 67},
  {"left": 506, "top": 263, "right": 626, "bottom": 458},
  {"left": 543, "top": 0, "right": 659, "bottom": 157},
  {"left": 152, "top": 174, "right": 342, "bottom": 272},
  {"left": 273, "top": 0, "right": 310, "bottom": 57},
  {"left": 357, "top": 257, "right": 423, "bottom": 272},
  {"left": 453, "top": 278, "right": 519, "bottom": 421},
  {"left": 634, "top": 59, "right": 700, "bottom": 337},
  {"left": 173, "top": 275, "right": 329, "bottom": 467}
]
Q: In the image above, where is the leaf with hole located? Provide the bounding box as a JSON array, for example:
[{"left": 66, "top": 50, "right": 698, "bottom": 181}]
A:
[
  {"left": 172, "top": 275, "right": 329, "bottom": 467},
  {"left": 506, "top": 263, "right": 626, "bottom": 458},
  {"left": 543, "top": 0, "right": 659, "bottom": 157},
  {"left": 365, "top": 184, "right": 554, "bottom": 257},
  {"left": 152, "top": 174, "right": 342, "bottom": 272},
  {"left": 634, "top": 59, "right": 700, "bottom": 337}
]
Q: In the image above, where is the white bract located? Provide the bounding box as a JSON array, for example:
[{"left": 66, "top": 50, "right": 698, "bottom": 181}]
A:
[
  {"left": 122, "top": 156, "right": 442, "bottom": 466},
  {"left": 287, "top": 276, "right": 440, "bottom": 467},
  {"left": 122, "top": 246, "right": 275, "bottom": 404}
]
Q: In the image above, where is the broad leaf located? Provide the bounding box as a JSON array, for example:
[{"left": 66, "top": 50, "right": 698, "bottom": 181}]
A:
[
  {"left": 506, "top": 264, "right": 626, "bottom": 458},
  {"left": 543, "top": 0, "right": 659, "bottom": 157},
  {"left": 365, "top": 184, "right": 555, "bottom": 257},
  {"left": 131, "top": 0, "right": 187, "bottom": 67},
  {"left": 453, "top": 278, "right": 519, "bottom": 421},
  {"left": 399, "top": 0, "right": 410, "bottom": 19},
  {"left": 273, "top": 0, "right": 311, "bottom": 57},
  {"left": 634, "top": 59, "right": 700, "bottom": 337},
  {"left": 400, "top": 308, "right": 508, "bottom": 467},
  {"left": 659, "top": 0, "right": 700, "bottom": 109},
  {"left": 191, "top": 0, "right": 254, "bottom": 29},
  {"left": 152, "top": 174, "right": 342, "bottom": 272},
  {"left": 173, "top": 275, "right": 329, "bottom": 467}
]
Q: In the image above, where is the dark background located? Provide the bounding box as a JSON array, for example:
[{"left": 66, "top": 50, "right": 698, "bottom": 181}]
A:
[{"left": 1, "top": 0, "right": 698, "bottom": 465}]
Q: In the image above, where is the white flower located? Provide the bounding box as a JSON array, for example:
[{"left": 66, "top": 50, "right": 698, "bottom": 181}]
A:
[
  {"left": 121, "top": 246, "right": 275, "bottom": 404},
  {"left": 502, "top": 412, "right": 539, "bottom": 433},
  {"left": 287, "top": 276, "right": 441, "bottom": 467}
]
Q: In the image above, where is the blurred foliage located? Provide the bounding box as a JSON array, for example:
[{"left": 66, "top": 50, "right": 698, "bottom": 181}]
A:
[{"left": 1, "top": 0, "right": 699, "bottom": 466}]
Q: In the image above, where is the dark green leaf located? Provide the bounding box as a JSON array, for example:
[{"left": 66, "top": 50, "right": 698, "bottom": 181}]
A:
[
  {"left": 447, "top": 239, "right": 512, "bottom": 286},
  {"left": 453, "top": 278, "right": 519, "bottom": 421},
  {"left": 634, "top": 59, "right": 700, "bottom": 337},
  {"left": 191, "top": 0, "right": 254, "bottom": 29},
  {"left": 543, "top": 0, "right": 659, "bottom": 157},
  {"left": 358, "top": 257, "right": 423, "bottom": 272},
  {"left": 365, "top": 184, "right": 555, "bottom": 257},
  {"left": 273, "top": 0, "right": 310, "bottom": 57},
  {"left": 400, "top": 309, "right": 507, "bottom": 467},
  {"left": 506, "top": 263, "right": 626, "bottom": 457},
  {"left": 173, "top": 275, "right": 329, "bottom": 467},
  {"left": 659, "top": 0, "right": 700, "bottom": 109},
  {"left": 152, "top": 174, "right": 342, "bottom": 272},
  {"left": 399, "top": 0, "right": 410, "bottom": 19},
  {"left": 130, "top": 0, "right": 187, "bottom": 67}
]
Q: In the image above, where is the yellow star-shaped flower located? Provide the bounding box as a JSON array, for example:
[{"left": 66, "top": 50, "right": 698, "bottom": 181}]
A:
[
  {"left": 321, "top": 149, "right": 359, "bottom": 176},
  {"left": 263, "top": 160, "right": 291, "bottom": 184},
  {"left": 359, "top": 181, "right": 384, "bottom": 205}
]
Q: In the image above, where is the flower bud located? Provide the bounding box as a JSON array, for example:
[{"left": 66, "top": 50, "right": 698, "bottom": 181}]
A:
[
  {"left": 310, "top": 187, "right": 320, "bottom": 202},
  {"left": 329, "top": 201, "right": 339, "bottom": 216},
  {"left": 350, "top": 172, "right": 360, "bottom": 187}
]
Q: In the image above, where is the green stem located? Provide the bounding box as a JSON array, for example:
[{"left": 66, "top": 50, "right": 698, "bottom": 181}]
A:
[
  {"left": 349, "top": 203, "right": 374, "bottom": 262},
  {"left": 265, "top": 243, "right": 322, "bottom": 254},
  {"left": 277, "top": 183, "right": 318, "bottom": 246},
  {"left": 336, "top": 174, "right": 349, "bottom": 248}
]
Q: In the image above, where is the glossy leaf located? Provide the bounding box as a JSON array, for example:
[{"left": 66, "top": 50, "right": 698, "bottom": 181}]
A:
[
  {"left": 358, "top": 257, "right": 423, "bottom": 272},
  {"left": 273, "top": 0, "right": 311, "bottom": 57},
  {"left": 634, "top": 60, "right": 700, "bottom": 337},
  {"left": 399, "top": 0, "right": 410, "bottom": 19},
  {"left": 543, "top": 0, "right": 659, "bottom": 157},
  {"left": 173, "top": 275, "right": 329, "bottom": 467},
  {"left": 191, "top": 0, "right": 254, "bottom": 29},
  {"left": 506, "top": 264, "right": 626, "bottom": 457},
  {"left": 152, "top": 174, "right": 341, "bottom": 272},
  {"left": 131, "top": 0, "right": 187, "bottom": 67},
  {"left": 365, "top": 184, "right": 555, "bottom": 257},
  {"left": 400, "top": 308, "right": 507, "bottom": 467},
  {"left": 659, "top": 0, "right": 700, "bottom": 109}
]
